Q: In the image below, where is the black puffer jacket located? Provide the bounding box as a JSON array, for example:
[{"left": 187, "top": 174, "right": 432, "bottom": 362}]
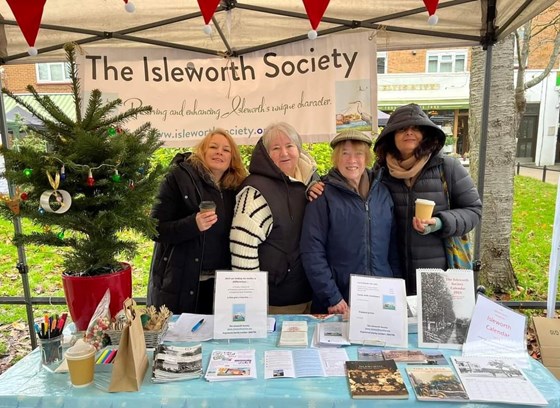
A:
[
  {"left": 147, "top": 153, "right": 236, "bottom": 313},
  {"left": 374, "top": 104, "right": 482, "bottom": 294}
]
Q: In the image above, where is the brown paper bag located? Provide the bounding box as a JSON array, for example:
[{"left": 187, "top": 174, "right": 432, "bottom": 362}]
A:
[{"left": 108, "top": 298, "right": 148, "bottom": 392}]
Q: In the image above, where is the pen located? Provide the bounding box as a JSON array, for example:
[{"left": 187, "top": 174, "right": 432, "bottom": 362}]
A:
[{"left": 191, "top": 318, "right": 205, "bottom": 332}]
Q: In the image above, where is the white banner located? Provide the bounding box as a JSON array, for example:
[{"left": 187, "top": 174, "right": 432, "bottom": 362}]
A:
[{"left": 78, "top": 32, "right": 375, "bottom": 147}]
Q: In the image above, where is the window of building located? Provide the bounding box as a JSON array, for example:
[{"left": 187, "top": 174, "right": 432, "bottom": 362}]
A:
[
  {"left": 377, "top": 52, "right": 387, "bottom": 74},
  {"left": 426, "top": 50, "right": 467, "bottom": 73},
  {"left": 36, "top": 63, "right": 71, "bottom": 83}
]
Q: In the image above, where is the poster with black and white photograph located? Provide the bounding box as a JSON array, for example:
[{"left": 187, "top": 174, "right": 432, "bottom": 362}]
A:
[{"left": 417, "top": 268, "right": 475, "bottom": 350}]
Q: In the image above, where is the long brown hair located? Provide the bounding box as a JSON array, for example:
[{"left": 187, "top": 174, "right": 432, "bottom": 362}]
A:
[{"left": 188, "top": 128, "right": 247, "bottom": 189}]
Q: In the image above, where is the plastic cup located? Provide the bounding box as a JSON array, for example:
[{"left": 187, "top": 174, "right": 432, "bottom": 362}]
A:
[
  {"left": 415, "top": 198, "right": 436, "bottom": 220},
  {"left": 38, "top": 334, "right": 63, "bottom": 371},
  {"left": 199, "top": 201, "right": 216, "bottom": 213},
  {"left": 65, "top": 339, "right": 96, "bottom": 387}
]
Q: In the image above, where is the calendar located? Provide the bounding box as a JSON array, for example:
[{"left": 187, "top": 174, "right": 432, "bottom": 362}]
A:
[{"left": 451, "top": 356, "right": 548, "bottom": 406}]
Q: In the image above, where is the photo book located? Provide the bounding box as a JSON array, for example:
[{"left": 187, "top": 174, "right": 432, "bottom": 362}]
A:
[
  {"left": 416, "top": 268, "right": 475, "bottom": 350},
  {"left": 406, "top": 366, "right": 469, "bottom": 402},
  {"left": 345, "top": 359, "right": 409, "bottom": 399}
]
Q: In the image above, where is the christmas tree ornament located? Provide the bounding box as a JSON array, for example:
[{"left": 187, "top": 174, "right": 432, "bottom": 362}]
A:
[
  {"left": 6, "top": 0, "right": 47, "bottom": 56},
  {"left": 23, "top": 168, "right": 33, "bottom": 177},
  {"left": 111, "top": 170, "right": 122, "bottom": 183},
  {"left": 423, "top": 0, "right": 439, "bottom": 25},
  {"left": 128, "top": 179, "right": 135, "bottom": 190},
  {"left": 197, "top": 0, "right": 221, "bottom": 35},
  {"left": 40, "top": 171, "right": 72, "bottom": 214},
  {"left": 137, "top": 166, "right": 145, "bottom": 174},
  {"left": 1, "top": 194, "right": 21, "bottom": 216},
  {"left": 57, "top": 231, "right": 65, "bottom": 240},
  {"left": 107, "top": 127, "right": 117, "bottom": 137},
  {"left": 60, "top": 165, "right": 66, "bottom": 181},
  {"left": 123, "top": 0, "right": 135, "bottom": 13},
  {"left": 43, "top": 225, "right": 51, "bottom": 233},
  {"left": 302, "top": 0, "right": 330, "bottom": 40},
  {"left": 116, "top": 126, "right": 123, "bottom": 134},
  {"left": 20, "top": 192, "right": 29, "bottom": 201},
  {"left": 38, "top": 207, "right": 46, "bottom": 215},
  {"left": 87, "top": 169, "right": 95, "bottom": 187}
]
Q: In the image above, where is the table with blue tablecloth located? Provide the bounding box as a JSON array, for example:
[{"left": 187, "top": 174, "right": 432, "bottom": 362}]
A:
[{"left": 0, "top": 314, "right": 558, "bottom": 408}]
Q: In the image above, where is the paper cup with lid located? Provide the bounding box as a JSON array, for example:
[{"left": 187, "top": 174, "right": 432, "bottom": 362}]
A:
[{"left": 65, "top": 339, "right": 96, "bottom": 387}]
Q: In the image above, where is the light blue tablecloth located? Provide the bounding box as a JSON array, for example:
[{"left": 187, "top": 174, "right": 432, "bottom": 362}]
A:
[{"left": 0, "top": 315, "right": 558, "bottom": 408}]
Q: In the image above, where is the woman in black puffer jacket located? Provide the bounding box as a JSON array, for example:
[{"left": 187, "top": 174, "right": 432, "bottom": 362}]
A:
[
  {"left": 374, "top": 103, "right": 482, "bottom": 295},
  {"left": 148, "top": 129, "right": 247, "bottom": 314}
]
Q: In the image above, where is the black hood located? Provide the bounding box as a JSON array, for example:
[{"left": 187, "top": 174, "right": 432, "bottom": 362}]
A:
[
  {"left": 248, "top": 138, "right": 288, "bottom": 181},
  {"left": 374, "top": 103, "right": 445, "bottom": 150},
  {"left": 171, "top": 151, "right": 191, "bottom": 165}
]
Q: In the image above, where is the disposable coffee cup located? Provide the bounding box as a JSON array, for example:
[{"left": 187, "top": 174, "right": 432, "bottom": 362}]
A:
[
  {"left": 415, "top": 198, "right": 436, "bottom": 220},
  {"left": 38, "top": 334, "right": 63, "bottom": 371},
  {"left": 199, "top": 201, "right": 216, "bottom": 213},
  {"left": 65, "top": 339, "right": 96, "bottom": 387}
]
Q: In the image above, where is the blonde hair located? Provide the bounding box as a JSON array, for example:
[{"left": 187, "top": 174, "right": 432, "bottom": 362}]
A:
[
  {"left": 331, "top": 140, "right": 374, "bottom": 167},
  {"left": 188, "top": 128, "right": 247, "bottom": 189}
]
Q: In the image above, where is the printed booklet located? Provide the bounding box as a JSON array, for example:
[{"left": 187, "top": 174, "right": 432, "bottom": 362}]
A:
[
  {"left": 345, "top": 360, "right": 409, "bottom": 399},
  {"left": 406, "top": 366, "right": 469, "bottom": 402},
  {"left": 264, "top": 348, "right": 349, "bottom": 379},
  {"left": 151, "top": 344, "right": 203, "bottom": 383},
  {"left": 204, "top": 349, "right": 257, "bottom": 382}
]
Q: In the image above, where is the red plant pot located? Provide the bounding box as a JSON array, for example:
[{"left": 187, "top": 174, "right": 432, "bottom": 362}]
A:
[{"left": 62, "top": 263, "right": 132, "bottom": 331}]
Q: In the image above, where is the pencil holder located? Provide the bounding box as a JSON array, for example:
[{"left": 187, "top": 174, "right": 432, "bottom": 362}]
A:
[{"left": 38, "top": 334, "right": 63, "bottom": 371}]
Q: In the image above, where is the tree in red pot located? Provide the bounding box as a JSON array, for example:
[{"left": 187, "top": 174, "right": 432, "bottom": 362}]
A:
[{"left": 1, "top": 44, "right": 167, "bottom": 330}]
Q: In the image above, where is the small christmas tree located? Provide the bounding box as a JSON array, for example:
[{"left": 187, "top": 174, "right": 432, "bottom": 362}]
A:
[{"left": 0, "top": 43, "right": 166, "bottom": 276}]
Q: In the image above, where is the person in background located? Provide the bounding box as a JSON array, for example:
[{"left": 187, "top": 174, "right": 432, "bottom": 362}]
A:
[
  {"left": 230, "top": 122, "right": 319, "bottom": 314},
  {"left": 300, "top": 129, "right": 401, "bottom": 315},
  {"left": 373, "top": 103, "right": 482, "bottom": 295},
  {"left": 148, "top": 129, "right": 247, "bottom": 314}
]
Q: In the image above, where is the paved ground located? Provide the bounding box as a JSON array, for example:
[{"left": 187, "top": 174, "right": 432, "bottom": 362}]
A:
[{"left": 516, "top": 163, "right": 560, "bottom": 185}]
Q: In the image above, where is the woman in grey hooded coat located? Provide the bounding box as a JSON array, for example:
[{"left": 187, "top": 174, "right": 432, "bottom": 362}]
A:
[{"left": 374, "top": 103, "right": 482, "bottom": 295}]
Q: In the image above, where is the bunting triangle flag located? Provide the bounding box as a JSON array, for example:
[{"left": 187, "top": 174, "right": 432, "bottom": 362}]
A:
[
  {"left": 6, "top": 0, "right": 47, "bottom": 55},
  {"left": 302, "top": 0, "right": 330, "bottom": 39},
  {"left": 197, "top": 0, "right": 222, "bottom": 25}
]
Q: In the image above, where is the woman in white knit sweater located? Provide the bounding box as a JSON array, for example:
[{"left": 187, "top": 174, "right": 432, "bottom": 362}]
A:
[{"left": 230, "top": 122, "right": 319, "bottom": 314}]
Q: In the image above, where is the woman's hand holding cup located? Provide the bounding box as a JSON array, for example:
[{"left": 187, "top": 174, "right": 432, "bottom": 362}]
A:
[{"left": 196, "top": 201, "right": 217, "bottom": 231}]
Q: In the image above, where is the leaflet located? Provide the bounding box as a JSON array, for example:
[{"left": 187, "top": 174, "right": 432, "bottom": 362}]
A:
[
  {"left": 264, "top": 348, "right": 349, "bottom": 379},
  {"left": 348, "top": 275, "right": 407, "bottom": 347},
  {"left": 204, "top": 349, "right": 257, "bottom": 382},
  {"left": 213, "top": 271, "right": 268, "bottom": 340}
]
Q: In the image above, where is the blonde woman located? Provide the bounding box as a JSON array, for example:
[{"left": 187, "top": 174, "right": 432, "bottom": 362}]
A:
[
  {"left": 148, "top": 129, "right": 247, "bottom": 314},
  {"left": 300, "top": 129, "right": 401, "bottom": 314}
]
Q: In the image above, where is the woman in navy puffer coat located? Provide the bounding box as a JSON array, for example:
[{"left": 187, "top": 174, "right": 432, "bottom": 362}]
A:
[{"left": 301, "top": 130, "right": 402, "bottom": 314}]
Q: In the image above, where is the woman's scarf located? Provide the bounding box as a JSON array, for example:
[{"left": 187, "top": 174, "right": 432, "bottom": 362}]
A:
[{"left": 386, "top": 153, "right": 430, "bottom": 187}]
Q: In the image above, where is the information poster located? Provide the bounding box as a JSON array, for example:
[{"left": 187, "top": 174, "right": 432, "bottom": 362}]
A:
[
  {"left": 348, "top": 275, "right": 407, "bottom": 347},
  {"left": 213, "top": 271, "right": 268, "bottom": 339}
]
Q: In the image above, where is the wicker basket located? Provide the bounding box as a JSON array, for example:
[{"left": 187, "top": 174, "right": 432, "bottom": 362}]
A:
[{"left": 105, "top": 320, "right": 169, "bottom": 348}]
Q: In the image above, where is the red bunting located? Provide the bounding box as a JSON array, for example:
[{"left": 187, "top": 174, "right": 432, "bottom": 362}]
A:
[
  {"left": 302, "top": 0, "right": 330, "bottom": 31},
  {"left": 196, "top": 0, "right": 222, "bottom": 25},
  {"left": 422, "top": 0, "right": 439, "bottom": 17},
  {"left": 6, "top": 0, "right": 47, "bottom": 49}
]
